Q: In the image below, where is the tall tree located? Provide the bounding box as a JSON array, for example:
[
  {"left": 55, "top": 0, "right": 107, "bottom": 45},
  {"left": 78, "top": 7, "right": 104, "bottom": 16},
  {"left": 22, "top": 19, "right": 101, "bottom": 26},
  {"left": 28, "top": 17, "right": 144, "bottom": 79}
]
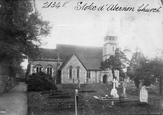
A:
[
  {"left": 127, "top": 49, "right": 148, "bottom": 88},
  {"left": 149, "top": 57, "right": 163, "bottom": 94},
  {"left": 127, "top": 49, "right": 163, "bottom": 93},
  {"left": 101, "top": 48, "right": 129, "bottom": 79},
  {"left": 0, "top": 0, "right": 51, "bottom": 77}
]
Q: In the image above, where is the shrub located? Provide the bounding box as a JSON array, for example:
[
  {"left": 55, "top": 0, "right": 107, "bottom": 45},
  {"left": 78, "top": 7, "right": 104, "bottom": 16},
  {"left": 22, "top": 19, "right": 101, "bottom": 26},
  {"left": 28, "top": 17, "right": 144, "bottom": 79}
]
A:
[{"left": 27, "top": 72, "right": 57, "bottom": 91}]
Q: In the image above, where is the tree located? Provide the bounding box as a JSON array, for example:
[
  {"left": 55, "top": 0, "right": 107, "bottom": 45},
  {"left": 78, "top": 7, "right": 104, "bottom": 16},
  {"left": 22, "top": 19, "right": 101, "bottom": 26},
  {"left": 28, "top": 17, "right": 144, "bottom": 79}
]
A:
[
  {"left": 127, "top": 49, "right": 147, "bottom": 88},
  {"left": 0, "top": 0, "right": 51, "bottom": 77},
  {"left": 101, "top": 48, "right": 129, "bottom": 79},
  {"left": 127, "top": 49, "right": 163, "bottom": 92},
  {"left": 149, "top": 57, "right": 163, "bottom": 94}
]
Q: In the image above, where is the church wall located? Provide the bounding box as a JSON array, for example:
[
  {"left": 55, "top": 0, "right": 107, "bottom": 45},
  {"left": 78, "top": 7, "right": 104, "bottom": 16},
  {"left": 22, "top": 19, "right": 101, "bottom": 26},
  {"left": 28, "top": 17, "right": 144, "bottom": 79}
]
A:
[
  {"left": 87, "top": 71, "right": 95, "bottom": 84},
  {"left": 30, "top": 61, "right": 62, "bottom": 78},
  {"left": 87, "top": 71, "right": 101, "bottom": 84},
  {"left": 96, "top": 71, "right": 101, "bottom": 83},
  {"left": 61, "top": 55, "right": 87, "bottom": 84},
  {"left": 100, "top": 69, "right": 113, "bottom": 84}
]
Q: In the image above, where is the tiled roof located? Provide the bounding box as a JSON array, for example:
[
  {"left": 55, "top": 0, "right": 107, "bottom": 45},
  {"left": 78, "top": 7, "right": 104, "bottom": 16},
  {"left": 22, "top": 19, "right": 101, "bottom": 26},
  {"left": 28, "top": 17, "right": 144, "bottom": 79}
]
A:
[
  {"left": 56, "top": 44, "right": 102, "bottom": 70},
  {"left": 38, "top": 48, "right": 58, "bottom": 59},
  {"left": 32, "top": 44, "right": 103, "bottom": 70}
]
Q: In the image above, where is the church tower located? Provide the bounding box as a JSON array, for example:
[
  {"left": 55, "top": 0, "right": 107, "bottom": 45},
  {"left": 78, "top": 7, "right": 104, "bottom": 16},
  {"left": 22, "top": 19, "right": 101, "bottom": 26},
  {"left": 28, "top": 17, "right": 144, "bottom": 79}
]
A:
[
  {"left": 102, "top": 17, "right": 119, "bottom": 61},
  {"left": 103, "top": 35, "right": 118, "bottom": 61}
]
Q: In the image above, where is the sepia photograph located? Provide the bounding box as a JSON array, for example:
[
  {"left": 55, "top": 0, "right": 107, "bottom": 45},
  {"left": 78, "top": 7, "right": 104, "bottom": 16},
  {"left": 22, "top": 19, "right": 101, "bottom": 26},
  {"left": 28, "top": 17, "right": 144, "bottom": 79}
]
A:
[{"left": 0, "top": 0, "right": 163, "bottom": 115}]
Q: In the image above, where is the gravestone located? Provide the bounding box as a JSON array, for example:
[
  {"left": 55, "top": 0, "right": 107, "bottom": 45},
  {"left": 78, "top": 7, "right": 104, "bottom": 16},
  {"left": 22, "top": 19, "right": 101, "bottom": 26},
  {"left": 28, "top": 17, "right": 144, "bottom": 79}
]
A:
[
  {"left": 110, "top": 79, "right": 119, "bottom": 98},
  {"left": 140, "top": 85, "right": 148, "bottom": 103},
  {"left": 114, "top": 70, "right": 119, "bottom": 87},
  {"left": 121, "top": 80, "right": 127, "bottom": 98}
]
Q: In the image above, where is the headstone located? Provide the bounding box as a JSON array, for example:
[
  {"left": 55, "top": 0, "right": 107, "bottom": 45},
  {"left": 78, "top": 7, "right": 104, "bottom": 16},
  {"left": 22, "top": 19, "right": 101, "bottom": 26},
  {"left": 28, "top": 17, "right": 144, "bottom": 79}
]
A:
[
  {"left": 140, "top": 85, "right": 148, "bottom": 103},
  {"left": 110, "top": 79, "right": 119, "bottom": 98},
  {"left": 113, "top": 79, "right": 116, "bottom": 89},
  {"left": 121, "top": 80, "right": 127, "bottom": 98},
  {"left": 114, "top": 70, "right": 119, "bottom": 87}
]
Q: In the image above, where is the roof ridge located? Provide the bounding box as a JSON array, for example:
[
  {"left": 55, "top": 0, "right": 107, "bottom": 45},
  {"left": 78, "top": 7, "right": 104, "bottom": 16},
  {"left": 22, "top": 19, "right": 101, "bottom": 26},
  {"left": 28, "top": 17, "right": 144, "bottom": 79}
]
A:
[
  {"left": 56, "top": 44, "right": 102, "bottom": 48},
  {"left": 39, "top": 48, "right": 56, "bottom": 50}
]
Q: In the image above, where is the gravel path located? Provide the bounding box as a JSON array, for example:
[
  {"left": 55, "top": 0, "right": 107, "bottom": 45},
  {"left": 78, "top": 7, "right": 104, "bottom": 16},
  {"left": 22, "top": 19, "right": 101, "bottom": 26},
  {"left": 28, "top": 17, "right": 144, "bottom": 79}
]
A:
[{"left": 0, "top": 82, "right": 27, "bottom": 115}]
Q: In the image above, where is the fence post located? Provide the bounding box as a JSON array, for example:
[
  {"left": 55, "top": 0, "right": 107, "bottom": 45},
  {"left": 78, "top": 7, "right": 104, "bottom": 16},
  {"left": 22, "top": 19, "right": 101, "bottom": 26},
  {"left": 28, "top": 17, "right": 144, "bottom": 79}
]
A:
[{"left": 75, "top": 89, "right": 78, "bottom": 115}]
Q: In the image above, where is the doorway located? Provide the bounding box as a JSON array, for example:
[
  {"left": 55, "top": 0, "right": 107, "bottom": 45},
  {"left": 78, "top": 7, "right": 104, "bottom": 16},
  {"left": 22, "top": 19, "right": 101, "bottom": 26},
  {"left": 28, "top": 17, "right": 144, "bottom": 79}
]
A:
[{"left": 103, "top": 75, "right": 107, "bottom": 84}]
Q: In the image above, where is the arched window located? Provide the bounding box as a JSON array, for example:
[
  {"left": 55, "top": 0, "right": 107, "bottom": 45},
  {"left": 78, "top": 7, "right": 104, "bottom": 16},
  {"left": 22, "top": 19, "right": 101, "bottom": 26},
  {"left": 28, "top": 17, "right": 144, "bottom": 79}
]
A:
[
  {"left": 36, "top": 65, "right": 42, "bottom": 73},
  {"left": 77, "top": 66, "right": 80, "bottom": 78},
  {"left": 47, "top": 65, "right": 53, "bottom": 76},
  {"left": 69, "top": 66, "right": 72, "bottom": 79},
  {"left": 87, "top": 71, "right": 91, "bottom": 79}
]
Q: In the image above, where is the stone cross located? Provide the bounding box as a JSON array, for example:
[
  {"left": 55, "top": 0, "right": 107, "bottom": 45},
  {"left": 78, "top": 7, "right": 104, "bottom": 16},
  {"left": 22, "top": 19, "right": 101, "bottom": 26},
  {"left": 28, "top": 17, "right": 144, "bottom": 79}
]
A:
[
  {"left": 110, "top": 78, "right": 119, "bottom": 98},
  {"left": 114, "top": 70, "right": 119, "bottom": 87},
  {"left": 113, "top": 78, "right": 116, "bottom": 89}
]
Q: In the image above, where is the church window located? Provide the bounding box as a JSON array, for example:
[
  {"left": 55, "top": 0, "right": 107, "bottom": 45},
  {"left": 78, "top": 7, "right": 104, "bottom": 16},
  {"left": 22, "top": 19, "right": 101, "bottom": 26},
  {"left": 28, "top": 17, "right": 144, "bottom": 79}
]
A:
[
  {"left": 77, "top": 66, "right": 80, "bottom": 78},
  {"left": 47, "top": 65, "right": 53, "bottom": 76},
  {"left": 87, "top": 71, "right": 91, "bottom": 79},
  {"left": 69, "top": 66, "right": 72, "bottom": 79},
  {"left": 36, "top": 65, "right": 42, "bottom": 73}
]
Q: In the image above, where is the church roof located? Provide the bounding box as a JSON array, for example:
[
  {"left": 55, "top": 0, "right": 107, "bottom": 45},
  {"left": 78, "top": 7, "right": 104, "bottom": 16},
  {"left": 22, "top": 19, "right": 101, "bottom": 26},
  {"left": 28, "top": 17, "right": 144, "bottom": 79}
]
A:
[
  {"left": 56, "top": 44, "right": 102, "bottom": 70},
  {"left": 37, "top": 48, "right": 58, "bottom": 60},
  {"left": 31, "top": 44, "right": 103, "bottom": 70}
]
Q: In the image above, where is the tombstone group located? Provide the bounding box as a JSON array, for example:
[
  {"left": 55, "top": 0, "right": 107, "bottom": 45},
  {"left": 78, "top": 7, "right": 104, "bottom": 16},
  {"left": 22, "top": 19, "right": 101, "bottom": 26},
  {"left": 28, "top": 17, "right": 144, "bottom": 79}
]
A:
[{"left": 110, "top": 77, "right": 148, "bottom": 103}]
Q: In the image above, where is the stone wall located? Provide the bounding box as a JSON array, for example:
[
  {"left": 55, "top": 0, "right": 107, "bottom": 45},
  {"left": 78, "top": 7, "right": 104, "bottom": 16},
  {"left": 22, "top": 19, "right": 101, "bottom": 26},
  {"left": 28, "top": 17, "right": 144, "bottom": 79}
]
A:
[
  {"left": 61, "top": 55, "right": 87, "bottom": 84},
  {"left": 30, "top": 61, "right": 62, "bottom": 78},
  {"left": 87, "top": 71, "right": 101, "bottom": 84},
  {"left": 100, "top": 69, "right": 113, "bottom": 83}
]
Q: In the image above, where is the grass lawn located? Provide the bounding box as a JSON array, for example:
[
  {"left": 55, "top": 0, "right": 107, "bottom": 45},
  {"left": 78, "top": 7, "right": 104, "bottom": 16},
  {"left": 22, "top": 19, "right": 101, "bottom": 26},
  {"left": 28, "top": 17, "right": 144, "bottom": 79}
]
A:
[{"left": 28, "top": 82, "right": 163, "bottom": 115}]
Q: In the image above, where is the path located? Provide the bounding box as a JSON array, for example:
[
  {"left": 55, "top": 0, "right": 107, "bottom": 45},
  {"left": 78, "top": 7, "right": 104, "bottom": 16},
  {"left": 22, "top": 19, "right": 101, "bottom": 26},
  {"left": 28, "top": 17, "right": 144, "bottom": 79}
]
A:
[{"left": 0, "top": 82, "right": 27, "bottom": 115}]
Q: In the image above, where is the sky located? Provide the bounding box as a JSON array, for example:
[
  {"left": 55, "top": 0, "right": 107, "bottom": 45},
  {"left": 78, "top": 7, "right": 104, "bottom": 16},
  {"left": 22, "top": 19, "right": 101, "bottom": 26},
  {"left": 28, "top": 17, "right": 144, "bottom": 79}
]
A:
[
  {"left": 21, "top": 0, "right": 163, "bottom": 69},
  {"left": 35, "top": 0, "right": 163, "bottom": 59}
]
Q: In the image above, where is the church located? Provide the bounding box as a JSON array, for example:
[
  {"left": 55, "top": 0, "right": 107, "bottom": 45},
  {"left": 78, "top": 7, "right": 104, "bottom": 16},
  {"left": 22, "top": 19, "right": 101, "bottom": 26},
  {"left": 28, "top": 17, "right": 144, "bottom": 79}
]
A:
[{"left": 27, "top": 35, "right": 119, "bottom": 84}]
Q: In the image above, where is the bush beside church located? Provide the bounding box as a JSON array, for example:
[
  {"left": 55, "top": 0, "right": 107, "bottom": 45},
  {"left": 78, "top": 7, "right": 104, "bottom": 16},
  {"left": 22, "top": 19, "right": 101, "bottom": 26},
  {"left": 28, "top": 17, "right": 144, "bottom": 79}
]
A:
[{"left": 27, "top": 72, "right": 57, "bottom": 91}]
